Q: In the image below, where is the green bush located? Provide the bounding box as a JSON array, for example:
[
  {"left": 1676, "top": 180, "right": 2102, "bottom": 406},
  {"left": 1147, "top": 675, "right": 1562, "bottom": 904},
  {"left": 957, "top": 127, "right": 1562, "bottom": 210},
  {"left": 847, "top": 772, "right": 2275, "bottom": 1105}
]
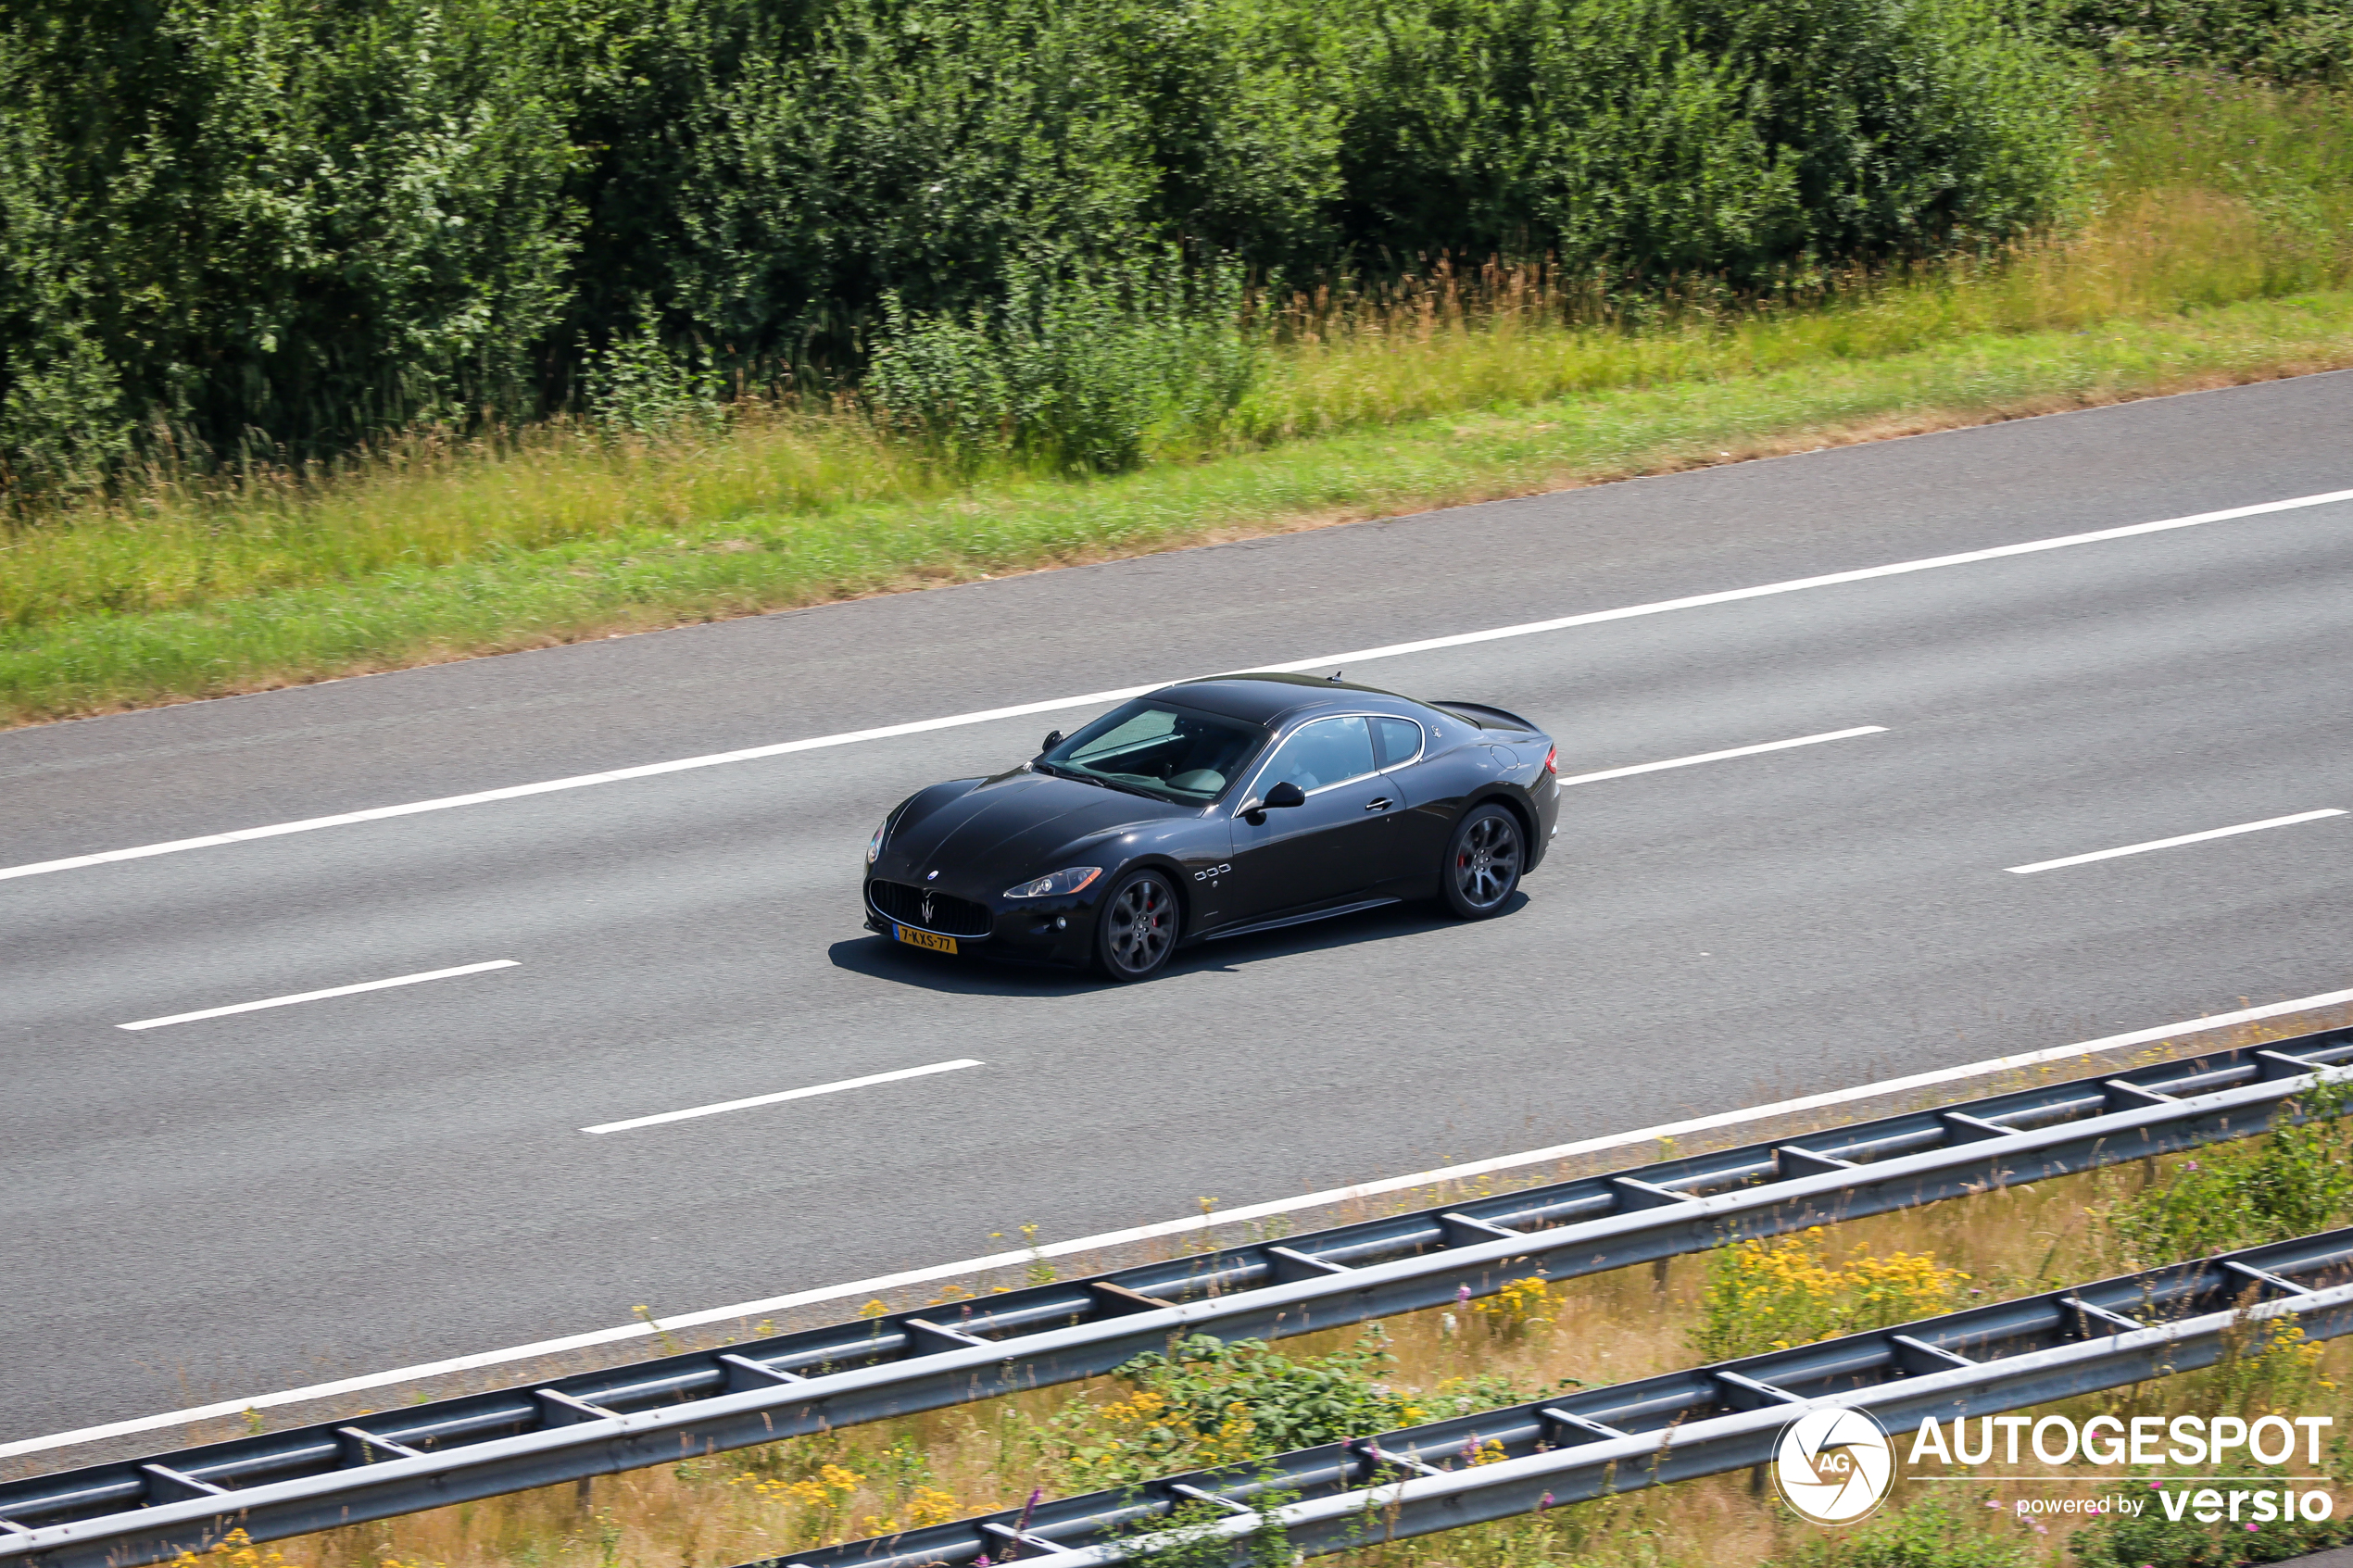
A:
[
  {"left": 0, "top": 0, "right": 2081, "bottom": 496},
  {"left": 1044, "top": 1332, "right": 1427, "bottom": 1485},
  {"left": 864, "top": 253, "right": 1259, "bottom": 473},
  {"left": 1338, "top": 0, "right": 2081, "bottom": 288},
  {"left": 0, "top": 0, "right": 578, "bottom": 491},
  {"left": 1779, "top": 1493, "right": 2032, "bottom": 1567},
  {"left": 2034, "top": 0, "right": 2352, "bottom": 85},
  {"left": 584, "top": 326, "right": 725, "bottom": 437},
  {"left": 0, "top": 37, "right": 133, "bottom": 495},
  {"left": 2100, "top": 1076, "right": 2353, "bottom": 1269}
]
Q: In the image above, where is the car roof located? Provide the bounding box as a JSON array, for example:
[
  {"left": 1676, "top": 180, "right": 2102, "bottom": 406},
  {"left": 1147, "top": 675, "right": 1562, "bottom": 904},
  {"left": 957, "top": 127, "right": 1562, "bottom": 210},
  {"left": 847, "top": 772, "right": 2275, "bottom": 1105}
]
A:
[{"left": 1160, "top": 671, "right": 1428, "bottom": 725}]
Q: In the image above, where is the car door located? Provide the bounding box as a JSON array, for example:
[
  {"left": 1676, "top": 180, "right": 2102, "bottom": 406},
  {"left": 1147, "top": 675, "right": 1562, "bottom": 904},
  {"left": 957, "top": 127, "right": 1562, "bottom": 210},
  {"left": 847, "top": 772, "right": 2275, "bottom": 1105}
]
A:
[
  {"left": 1368, "top": 713, "right": 1453, "bottom": 879},
  {"left": 1225, "top": 715, "right": 1411, "bottom": 922}
]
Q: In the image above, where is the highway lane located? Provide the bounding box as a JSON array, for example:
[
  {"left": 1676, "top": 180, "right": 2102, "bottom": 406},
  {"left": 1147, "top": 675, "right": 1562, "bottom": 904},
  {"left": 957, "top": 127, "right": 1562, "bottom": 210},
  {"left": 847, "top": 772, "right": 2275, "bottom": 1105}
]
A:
[{"left": 4, "top": 373, "right": 2351, "bottom": 1447}]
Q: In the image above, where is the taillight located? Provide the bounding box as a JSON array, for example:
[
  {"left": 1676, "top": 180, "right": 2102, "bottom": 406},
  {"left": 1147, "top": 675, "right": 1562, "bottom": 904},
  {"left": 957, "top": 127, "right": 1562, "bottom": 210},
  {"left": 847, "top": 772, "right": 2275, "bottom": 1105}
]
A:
[{"left": 1542, "top": 745, "right": 1558, "bottom": 774}]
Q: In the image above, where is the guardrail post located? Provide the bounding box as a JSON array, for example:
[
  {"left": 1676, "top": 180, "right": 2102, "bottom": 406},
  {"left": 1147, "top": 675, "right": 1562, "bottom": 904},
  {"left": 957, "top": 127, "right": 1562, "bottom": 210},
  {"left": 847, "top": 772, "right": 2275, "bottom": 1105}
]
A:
[
  {"left": 1772, "top": 1146, "right": 1853, "bottom": 1178},
  {"left": 1088, "top": 1280, "right": 1176, "bottom": 1314},
  {"left": 1609, "top": 1178, "right": 1692, "bottom": 1211}
]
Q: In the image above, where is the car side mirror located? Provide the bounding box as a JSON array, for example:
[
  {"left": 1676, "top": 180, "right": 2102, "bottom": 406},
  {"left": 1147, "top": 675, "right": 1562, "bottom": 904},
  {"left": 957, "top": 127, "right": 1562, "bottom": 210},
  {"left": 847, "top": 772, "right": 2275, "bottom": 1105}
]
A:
[
  {"left": 1241, "top": 780, "right": 1305, "bottom": 823},
  {"left": 1040, "top": 730, "right": 1063, "bottom": 751}
]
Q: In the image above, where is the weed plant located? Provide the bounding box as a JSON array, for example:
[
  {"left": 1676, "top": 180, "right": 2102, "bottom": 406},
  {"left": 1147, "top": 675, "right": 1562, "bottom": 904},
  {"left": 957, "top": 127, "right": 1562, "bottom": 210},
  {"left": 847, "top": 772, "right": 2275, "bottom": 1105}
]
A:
[
  {"left": 1778, "top": 1493, "right": 2033, "bottom": 1567},
  {"left": 864, "top": 253, "right": 1261, "bottom": 476},
  {"left": 2064, "top": 1315, "right": 2352, "bottom": 1565},
  {"left": 1238, "top": 73, "right": 2353, "bottom": 445},
  {"left": 1692, "top": 1234, "right": 1970, "bottom": 1361},
  {"left": 2096, "top": 1076, "right": 2353, "bottom": 1270},
  {"left": 1040, "top": 1332, "right": 1425, "bottom": 1485},
  {"left": 1104, "top": 1481, "right": 1302, "bottom": 1568},
  {"left": 2070, "top": 1465, "right": 2351, "bottom": 1567}
]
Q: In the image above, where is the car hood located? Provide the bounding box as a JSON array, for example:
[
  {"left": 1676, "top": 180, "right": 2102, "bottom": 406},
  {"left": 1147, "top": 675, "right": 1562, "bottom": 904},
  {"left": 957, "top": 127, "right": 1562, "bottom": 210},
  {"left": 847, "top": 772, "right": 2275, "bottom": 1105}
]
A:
[{"left": 879, "top": 770, "right": 1192, "bottom": 884}]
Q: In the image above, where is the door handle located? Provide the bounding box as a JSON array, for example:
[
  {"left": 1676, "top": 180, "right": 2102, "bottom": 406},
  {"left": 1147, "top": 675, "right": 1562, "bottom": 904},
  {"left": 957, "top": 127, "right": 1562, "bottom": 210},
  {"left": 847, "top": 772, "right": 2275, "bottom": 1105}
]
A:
[{"left": 1365, "top": 797, "right": 1394, "bottom": 810}]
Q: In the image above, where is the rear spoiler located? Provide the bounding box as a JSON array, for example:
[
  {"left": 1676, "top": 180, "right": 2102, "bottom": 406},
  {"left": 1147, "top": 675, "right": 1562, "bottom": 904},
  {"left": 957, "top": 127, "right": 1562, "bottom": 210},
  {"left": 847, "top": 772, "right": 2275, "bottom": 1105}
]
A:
[{"left": 1434, "top": 700, "right": 1540, "bottom": 732}]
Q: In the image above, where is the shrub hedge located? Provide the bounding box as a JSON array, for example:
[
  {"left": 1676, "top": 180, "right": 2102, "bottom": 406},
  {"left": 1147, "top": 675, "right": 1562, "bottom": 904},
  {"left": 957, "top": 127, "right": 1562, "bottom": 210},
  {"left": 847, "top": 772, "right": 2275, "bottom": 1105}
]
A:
[{"left": 0, "top": 0, "right": 2084, "bottom": 494}]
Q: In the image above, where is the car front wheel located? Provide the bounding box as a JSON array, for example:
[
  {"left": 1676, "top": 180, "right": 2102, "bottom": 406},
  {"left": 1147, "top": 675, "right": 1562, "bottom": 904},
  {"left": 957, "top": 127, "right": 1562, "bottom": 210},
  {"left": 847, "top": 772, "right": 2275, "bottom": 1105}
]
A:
[
  {"left": 1094, "top": 869, "right": 1178, "bottom": 981},
  {"left": 1440, "top": 803, "right": 1523, "bottom": 919}
]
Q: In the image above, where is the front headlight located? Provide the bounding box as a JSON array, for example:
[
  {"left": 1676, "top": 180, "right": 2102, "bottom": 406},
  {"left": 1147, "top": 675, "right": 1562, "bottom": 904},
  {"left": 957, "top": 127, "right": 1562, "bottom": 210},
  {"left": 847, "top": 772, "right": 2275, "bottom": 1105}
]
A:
[
  {"left": 866, "top": 821, "right": 887, "bottom": 866},
  {"left": 1004, "top": 866, "right": 1102, "bottom": 899}
]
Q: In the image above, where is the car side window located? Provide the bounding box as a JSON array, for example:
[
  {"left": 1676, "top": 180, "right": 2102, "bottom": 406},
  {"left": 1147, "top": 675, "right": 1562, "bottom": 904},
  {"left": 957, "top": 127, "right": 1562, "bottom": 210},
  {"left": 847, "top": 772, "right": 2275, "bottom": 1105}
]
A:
[
  {"left": 1258, "top": 716, "right": 1377, "bottom": 796},
  {"left": 1370, "top": 717, "right": 1424, "bottom": 770}
]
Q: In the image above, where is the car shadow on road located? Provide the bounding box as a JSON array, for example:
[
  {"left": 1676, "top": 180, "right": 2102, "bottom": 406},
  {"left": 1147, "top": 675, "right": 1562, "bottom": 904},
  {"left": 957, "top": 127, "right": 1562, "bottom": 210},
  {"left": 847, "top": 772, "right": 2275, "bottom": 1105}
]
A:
[
  {"left": 827, "top": 936, "right": 1101, "bottom": 997},
  {"left": 828, "top": 892, "right": 1527, "bottom": 995}
]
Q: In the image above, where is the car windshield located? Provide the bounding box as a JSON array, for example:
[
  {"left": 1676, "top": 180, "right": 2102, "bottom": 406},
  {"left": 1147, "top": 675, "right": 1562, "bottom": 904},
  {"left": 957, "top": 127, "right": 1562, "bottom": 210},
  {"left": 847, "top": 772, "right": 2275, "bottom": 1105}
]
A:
[{"left": 1041, "top": 700, "right": 1265, "bottom": 806}]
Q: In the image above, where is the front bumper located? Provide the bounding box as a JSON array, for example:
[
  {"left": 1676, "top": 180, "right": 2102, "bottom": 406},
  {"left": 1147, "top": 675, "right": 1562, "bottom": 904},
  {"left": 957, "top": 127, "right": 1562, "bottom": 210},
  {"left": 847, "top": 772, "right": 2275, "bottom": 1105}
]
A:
[{"left": 862, "top": 876, "right": 1098, "bottom": 967}]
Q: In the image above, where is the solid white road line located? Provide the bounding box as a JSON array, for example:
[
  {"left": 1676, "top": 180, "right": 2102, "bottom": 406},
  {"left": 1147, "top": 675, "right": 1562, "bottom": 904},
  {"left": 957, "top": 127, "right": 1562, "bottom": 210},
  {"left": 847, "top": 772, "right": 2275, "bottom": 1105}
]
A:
[
  {"left": 1556, "top": 725, "right": 1885, "bottom": 787},
  {"left": 582, "top": 1060, "right": 983, "bottom": 1135},
  {"left": 6, "top": 485, "right": 2350, "bottom": 887},
  {"left": 12, "top": 984, "right": 2350, "bottom": 1461},
  {"left": 117, "top": 960, "right": 519, "bottom": 1031},
  {"left": 2007, "top": 809, "right": 2347, "bottom": 875}
]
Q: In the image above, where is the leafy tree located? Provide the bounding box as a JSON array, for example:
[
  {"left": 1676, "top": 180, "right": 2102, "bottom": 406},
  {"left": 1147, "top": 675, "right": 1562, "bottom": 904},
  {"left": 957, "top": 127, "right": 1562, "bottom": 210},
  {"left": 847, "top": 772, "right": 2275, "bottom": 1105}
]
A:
[{"left": 0, "top": 0, "right": 2084, "bottom": 496}]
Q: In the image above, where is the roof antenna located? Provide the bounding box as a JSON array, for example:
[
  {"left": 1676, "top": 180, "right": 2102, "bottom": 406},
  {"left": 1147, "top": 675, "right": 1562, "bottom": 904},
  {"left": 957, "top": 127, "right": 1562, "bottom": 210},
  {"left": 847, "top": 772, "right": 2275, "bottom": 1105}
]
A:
[{"left": 1328, "top": 670, "right": 1343, "bottom": 682}]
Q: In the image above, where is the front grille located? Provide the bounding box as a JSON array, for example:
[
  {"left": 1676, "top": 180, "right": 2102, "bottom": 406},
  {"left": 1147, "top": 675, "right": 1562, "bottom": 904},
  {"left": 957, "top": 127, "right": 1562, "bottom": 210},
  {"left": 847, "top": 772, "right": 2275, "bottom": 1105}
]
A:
[{"left": 868, "top": 880, "right": 993, "bottom": 938}]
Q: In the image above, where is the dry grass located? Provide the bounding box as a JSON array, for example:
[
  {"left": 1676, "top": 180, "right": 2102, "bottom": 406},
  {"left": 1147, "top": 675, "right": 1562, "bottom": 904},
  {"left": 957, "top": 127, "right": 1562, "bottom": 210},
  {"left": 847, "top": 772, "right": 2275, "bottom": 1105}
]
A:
[
  {"left": 0, "top": 411, "right": 932, "bottom": 633},
  {"left": 1242, "top": 69, "right": 2353, "bottom": 442},
  {"left": 1230, "top": 189, "right": 2301, "bottom": 447}
]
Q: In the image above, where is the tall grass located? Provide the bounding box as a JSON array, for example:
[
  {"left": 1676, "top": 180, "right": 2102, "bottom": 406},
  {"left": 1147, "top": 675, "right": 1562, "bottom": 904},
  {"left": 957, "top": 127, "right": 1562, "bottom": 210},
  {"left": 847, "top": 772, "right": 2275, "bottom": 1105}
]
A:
[
  {"left": 1236, "top": 75, "right": 2353, "bottom": 442},
  {"left": 0, "top": 414, "right": 935, "bottom": 633},
  {"left": 3, "top": 75, "right": 2350, "bottom": 727}
]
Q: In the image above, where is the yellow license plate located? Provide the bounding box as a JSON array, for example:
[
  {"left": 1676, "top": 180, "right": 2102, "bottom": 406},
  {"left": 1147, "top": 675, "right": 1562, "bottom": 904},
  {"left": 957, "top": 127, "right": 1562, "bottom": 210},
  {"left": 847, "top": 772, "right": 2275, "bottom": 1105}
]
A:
[{"left": 894, "top": 924, "right": 958, "bottom": 954}]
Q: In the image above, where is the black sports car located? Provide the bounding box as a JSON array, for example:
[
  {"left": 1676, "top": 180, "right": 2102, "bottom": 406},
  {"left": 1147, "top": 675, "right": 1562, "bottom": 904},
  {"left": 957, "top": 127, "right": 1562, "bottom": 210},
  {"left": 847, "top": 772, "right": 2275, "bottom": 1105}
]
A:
[{"left": 862, "top": 672, "right": 1559, "bottom": 981}]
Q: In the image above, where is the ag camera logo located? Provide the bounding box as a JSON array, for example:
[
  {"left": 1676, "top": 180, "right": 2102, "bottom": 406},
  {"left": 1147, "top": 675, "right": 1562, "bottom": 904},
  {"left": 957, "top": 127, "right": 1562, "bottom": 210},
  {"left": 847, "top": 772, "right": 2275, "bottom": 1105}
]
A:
[{"left": 1773, "top": 1407, "right": 1894, "bottom": 1525}]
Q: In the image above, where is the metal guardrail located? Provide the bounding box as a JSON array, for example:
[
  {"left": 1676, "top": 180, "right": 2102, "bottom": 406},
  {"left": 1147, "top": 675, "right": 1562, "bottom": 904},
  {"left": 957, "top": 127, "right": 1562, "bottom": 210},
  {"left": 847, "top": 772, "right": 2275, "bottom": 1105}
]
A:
[
  {"left": 797, "top": 1226, "right": 2353, "bottom": 1568},
  {"left": 5, "top": 1022, "right": 2349, "bottom": 1568}
]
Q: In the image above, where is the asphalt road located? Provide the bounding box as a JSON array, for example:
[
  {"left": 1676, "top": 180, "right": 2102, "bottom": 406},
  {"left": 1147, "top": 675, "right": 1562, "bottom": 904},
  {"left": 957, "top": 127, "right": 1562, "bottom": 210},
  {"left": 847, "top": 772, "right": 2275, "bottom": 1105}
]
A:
[{"left": 5, "top": 373, "right": 2351, "bottom": 1449}]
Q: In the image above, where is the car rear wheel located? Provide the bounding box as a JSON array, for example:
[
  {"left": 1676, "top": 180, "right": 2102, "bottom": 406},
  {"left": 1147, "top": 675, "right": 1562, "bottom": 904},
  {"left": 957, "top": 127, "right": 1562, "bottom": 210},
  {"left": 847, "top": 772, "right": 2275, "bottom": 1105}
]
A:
[
  {"left": 1441, "top": 803, "right": 1523, "bottom": 919},
  {"left": 1095, "top": 869, "right": 1178, "bottom": 981}
]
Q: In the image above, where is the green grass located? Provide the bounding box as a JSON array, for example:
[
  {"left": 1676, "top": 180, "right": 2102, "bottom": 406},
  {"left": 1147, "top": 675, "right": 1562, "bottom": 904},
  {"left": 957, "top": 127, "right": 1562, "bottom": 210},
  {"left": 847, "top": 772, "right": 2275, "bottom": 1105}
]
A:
[{"left": 5, "top": 74, "right": 2350, "bottom": 729}]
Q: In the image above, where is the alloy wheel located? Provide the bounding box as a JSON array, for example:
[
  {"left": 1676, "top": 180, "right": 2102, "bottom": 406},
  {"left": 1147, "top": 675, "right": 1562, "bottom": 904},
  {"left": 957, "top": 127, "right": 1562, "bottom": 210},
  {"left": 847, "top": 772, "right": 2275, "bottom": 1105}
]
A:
[
  {"left": 1102, "top": 873, "right": 1176, "bottom": 977},
  {"left": 1453, "top": 811, "right": 1522, "bottom": 909}
]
